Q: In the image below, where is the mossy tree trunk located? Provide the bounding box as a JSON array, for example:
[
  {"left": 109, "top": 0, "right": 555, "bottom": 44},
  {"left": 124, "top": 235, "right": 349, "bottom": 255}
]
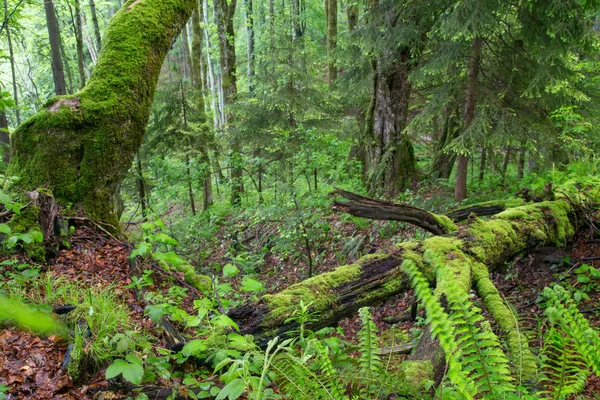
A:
[
  {"left": 8, "top": 0, "right": 196, "bottom": 226},
  {"left": 363, "top": 47, "right": 416, "bottom": 195}
]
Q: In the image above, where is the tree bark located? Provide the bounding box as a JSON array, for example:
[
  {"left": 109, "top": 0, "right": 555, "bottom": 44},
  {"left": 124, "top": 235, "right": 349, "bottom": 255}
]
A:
[
  {"left": 332, "top": 189, "right": 457, "bottom": 235},
  {"left": 89, "top": 0, "right": 102, "bottom": 54},
  {"left": 72, "top": 0, "right": 87, "bottom": 89},
  {"left": 245, "top": 0, "right": 255, "bottom": 94},
  {"left": 454, "top": 37, "right": 482, "bottom": 201},
  {"left": 44, "top": 0, "right": 67, "bottom": 96},
  {"left": 213, "top": 0, "right": 241, "bottom": 206},
  {"left": 4, "top": 0, "right": 21, "bottom": 125},
  {"left": 347, "top": 3, "right": 357, "bottom": 32},
  {"left": 191, "top": 1, "right": 214, "bottom": 210},
  {"left": 364, "top": 50, "right": 415, "bottom": 195},
  {"left": 8, "top": 0, "right": 196, "bottom": 226},
  {"left": 0, "top": 109, "right": 9, "bottom": 164},
  {"left": 326, "top": 0, "right": 337, "bottom": 83}
]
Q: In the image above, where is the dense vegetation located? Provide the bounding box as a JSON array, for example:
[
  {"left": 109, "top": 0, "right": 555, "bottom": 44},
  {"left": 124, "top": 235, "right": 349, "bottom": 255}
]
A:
[{"left": 1, "top": 0, "right": 600, "bottom": 398}]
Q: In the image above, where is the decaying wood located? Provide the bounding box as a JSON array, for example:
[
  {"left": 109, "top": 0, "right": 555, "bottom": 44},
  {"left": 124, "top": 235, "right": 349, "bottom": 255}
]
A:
[
  {"left": 377, "top": 342, "right": 415, "bottom": 356},
  {"left": 332, "top": 188, "right": 453, "bottom": 234},
  {"left": 230, "top": 185, "right": 585, "bottom": 354}
]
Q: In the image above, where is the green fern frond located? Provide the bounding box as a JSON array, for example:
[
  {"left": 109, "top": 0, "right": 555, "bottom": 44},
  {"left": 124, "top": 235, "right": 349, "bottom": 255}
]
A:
[
  {"left": 401, "top": 259, "right": 475, "bottom": 398},
  {"left": 544, "top": 285, "right": 600, "bottom": 375},
  {"left": 539, "top": 327, "right": 588, "bottom": 399}
]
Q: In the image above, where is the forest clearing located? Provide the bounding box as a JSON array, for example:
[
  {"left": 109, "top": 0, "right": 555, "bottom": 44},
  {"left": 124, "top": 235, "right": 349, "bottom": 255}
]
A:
[{"left": 1, "top": 0, "right": 600, "bottom": 399}]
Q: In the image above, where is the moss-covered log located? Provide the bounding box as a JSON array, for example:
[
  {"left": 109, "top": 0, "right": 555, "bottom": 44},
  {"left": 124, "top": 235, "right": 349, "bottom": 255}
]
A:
[
  {"left": 7, "top": 0, "right": 196, "bottom": 226},
  {"left": 230, "top": 184, "right": 587, "bottom": 348}
]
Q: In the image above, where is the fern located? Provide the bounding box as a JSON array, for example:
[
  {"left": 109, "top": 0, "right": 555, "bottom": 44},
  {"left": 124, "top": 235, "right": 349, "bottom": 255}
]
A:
[
  {"left": 543, "top": 284, "right": 600, "bottom": 375},
  {"left": 356, "top": 306, "right": 385, "bottom": 398},
  {"left": 401, "top": 259, "right": 475, "bottom": 398},
  {"left": 539, "top": 326, "right": 588, "bottom": 399},
  {"left": 402, "top": 255, "right": 516, "bottom": 399}
]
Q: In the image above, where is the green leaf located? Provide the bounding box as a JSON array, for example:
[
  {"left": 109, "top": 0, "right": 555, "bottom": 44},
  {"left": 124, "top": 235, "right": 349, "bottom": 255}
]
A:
[
  {"left": 182, "top": 339, "right": 207, "bottom": 357},
  {"left": 215, "top": 378, "right": 245, "bottom": 400},
  {"left": 145, "top": 304, "right": 166, "bottom": 323},
  {"left": 240, "top": 277, "right": 264, "bottom": 293},
  {"left": 30, "top": 231, "right": 43, "bottom": 243},
  {"left": 153, "top": 232, "right": 179, "bottom": 246},
  {"left": 222, "top": 263, "right": 239, "bottom": 278},
  {"left": 0, "top": 224, "right": 11, "bottom": 235},
  {"left": 152, "top": 251, "right": 185, "bottom": 266},
  {"left": 131, "top": 242, "right": 151, "bottom": 258},
  {"left": 105, "top": 359, "right": 128, "bottom": 379},
  {"left": 122, "top": 362, "right": 144, "bottom": 385}
]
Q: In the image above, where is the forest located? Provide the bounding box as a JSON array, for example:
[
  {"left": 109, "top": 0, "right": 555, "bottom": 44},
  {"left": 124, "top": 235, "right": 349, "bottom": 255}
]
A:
[{"left": 1, "top": 0, "right": 600, "bottom": 398}]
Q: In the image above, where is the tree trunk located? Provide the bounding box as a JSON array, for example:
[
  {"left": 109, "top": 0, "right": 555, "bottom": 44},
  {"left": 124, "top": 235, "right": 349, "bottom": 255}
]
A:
[
  {"left": 8, "top": 0, "right": 196, "bottom": 226},
  {"left": 72, "top": 0, "right": 87, "bottom": 89},
  {"left": 0, "top": 110, "right": 10, "bottom": 164},
  {"left": 135, "top": 153, "right": 147, "bottom": 221},
  {"left": 347, "top": 3, "right": 357, "bottom": 32},
  {"left": 517, "top": 145, "right": 526, "bottom": 179},
  {"left": 478, "top": 146, "right": 486, "bottom": 181},
  {"left": 245, "top": 0, "right": 255, "bottom": 94},
  {"left": 364, "top": 50, "right": 416, "bottom": 195},
  {"left": 57, "top": 23, "right": 75, "bottom": 94},
  {"left": 44, "top": 0, "right": 67, "bottom": 96},
  {"left": 431, "top": 112, "right": 458, "bottom": 180},
  {"left": 326, "top": 0, "right": 337, "bottom": 83},
  {"left": 454, "top": 37, "right": 482, "bottom": 201},
  {"left": 89, "top": 0, "right": 102, "bottom": 54},
  {"left": 4, "top": 0, "right": 21, "bottom": 125},
  {"left": 214, "top": 0, "right": 241, "bottom": 206},
  {"left": 191, "top": 1, "right": 214, "bottom": 210}
]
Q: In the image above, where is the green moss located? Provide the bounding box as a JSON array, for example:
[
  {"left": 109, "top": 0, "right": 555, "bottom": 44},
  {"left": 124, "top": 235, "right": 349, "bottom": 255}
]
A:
[
  {"left": 400, "top": 360, "right": 433, "bottom": 389},
  {"left": 7, "top": 0, "right": 196, "bottom": 226},
  {"left": 261, "top": 264, "right": 362, "bottom": 324},
  {"left": 356, "top": 252, "right": 388, "bottom": 265},
  {"left": 433, "top": 214, "right": 458, "bottom": 233}
]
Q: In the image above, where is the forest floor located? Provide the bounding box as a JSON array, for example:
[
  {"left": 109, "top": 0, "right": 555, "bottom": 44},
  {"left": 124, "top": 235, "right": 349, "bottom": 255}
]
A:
[{"left": 2, "top": 213, "right": 600, "bottom": 398}]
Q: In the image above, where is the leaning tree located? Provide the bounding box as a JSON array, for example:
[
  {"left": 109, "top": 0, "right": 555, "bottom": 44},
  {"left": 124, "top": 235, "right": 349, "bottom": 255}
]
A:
[{"left": 7, "top": 0, "right": 196, "bottom": 226}]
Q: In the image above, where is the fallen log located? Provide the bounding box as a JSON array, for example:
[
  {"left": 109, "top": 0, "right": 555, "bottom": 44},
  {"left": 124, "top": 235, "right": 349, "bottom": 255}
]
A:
[
  {"left": 332, "top": 188, "right": 458, "bottom": 234},
  {"left": 230, "top": 183, "right": 594, "bottom": 386},
  {"left": 231, "top": 195, "right": 577, "bottom": 340}
]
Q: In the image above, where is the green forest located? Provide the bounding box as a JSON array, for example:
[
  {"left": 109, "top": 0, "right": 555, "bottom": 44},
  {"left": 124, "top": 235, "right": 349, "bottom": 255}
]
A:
[{"left": 1, "top": 0, "right": 600, "bottom": 398}]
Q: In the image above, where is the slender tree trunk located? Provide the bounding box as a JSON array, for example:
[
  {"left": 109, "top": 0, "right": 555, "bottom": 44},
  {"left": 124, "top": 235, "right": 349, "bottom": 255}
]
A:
[
  {"left": 502, "top": 147, "right": 512, "bottom": 177},
  {"left": 0, "top": 110, "right": 10, "bottom": 164},
  {"left": 181, "top": 22, "right": 192, "bottom": 80},
  {"left": 455, "top": 37, "right": 482, "bottom": 201},
  {"left": 431, "top": 111, "right": 458, "bottom": 180},
  {"left": 326, "top": 0, "right": 337, "bottom": 83},
  {"left": 8, "top": 0, "right": 196, "bottom": 226},
  {"left": 57, "top": 25, "right": 75, "bottom": 94},
  {"left": 4, "top": 0, "right": 21, "bottom": 124},
  {"left": 44, "top": 0, "right": 67, "bottom": 96},
  {"left": 214, "top": 0, "right": 241, "bottom": 206},
  {"left": 245, "top": 0, "right": 255, "bottom": 94},
  {"left": 478, "top": 146, "right": 486, "bottom": 181},
  {"left": 72, "top": 0, "right": 87, "bottom": 89},
  {"left": 135, "top": 153, "right": 147, "bottom": 221},
  {"left": 191, "top": 1, "right": 214, "bottom": 210},
  {"left": 347, "top": 3, "right": 357, "bottom": 32},
  {"left": 89, "top": 0, "right": 102, "bottom": 54},
  {"left": 517, "top": 145, "right": 526, "bottom": 180}
]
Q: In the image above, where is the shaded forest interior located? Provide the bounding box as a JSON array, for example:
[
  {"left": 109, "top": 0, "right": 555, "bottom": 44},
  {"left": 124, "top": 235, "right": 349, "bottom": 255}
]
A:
[{"left": 2, "top": 0, "right": 600, "bottom": 399}]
